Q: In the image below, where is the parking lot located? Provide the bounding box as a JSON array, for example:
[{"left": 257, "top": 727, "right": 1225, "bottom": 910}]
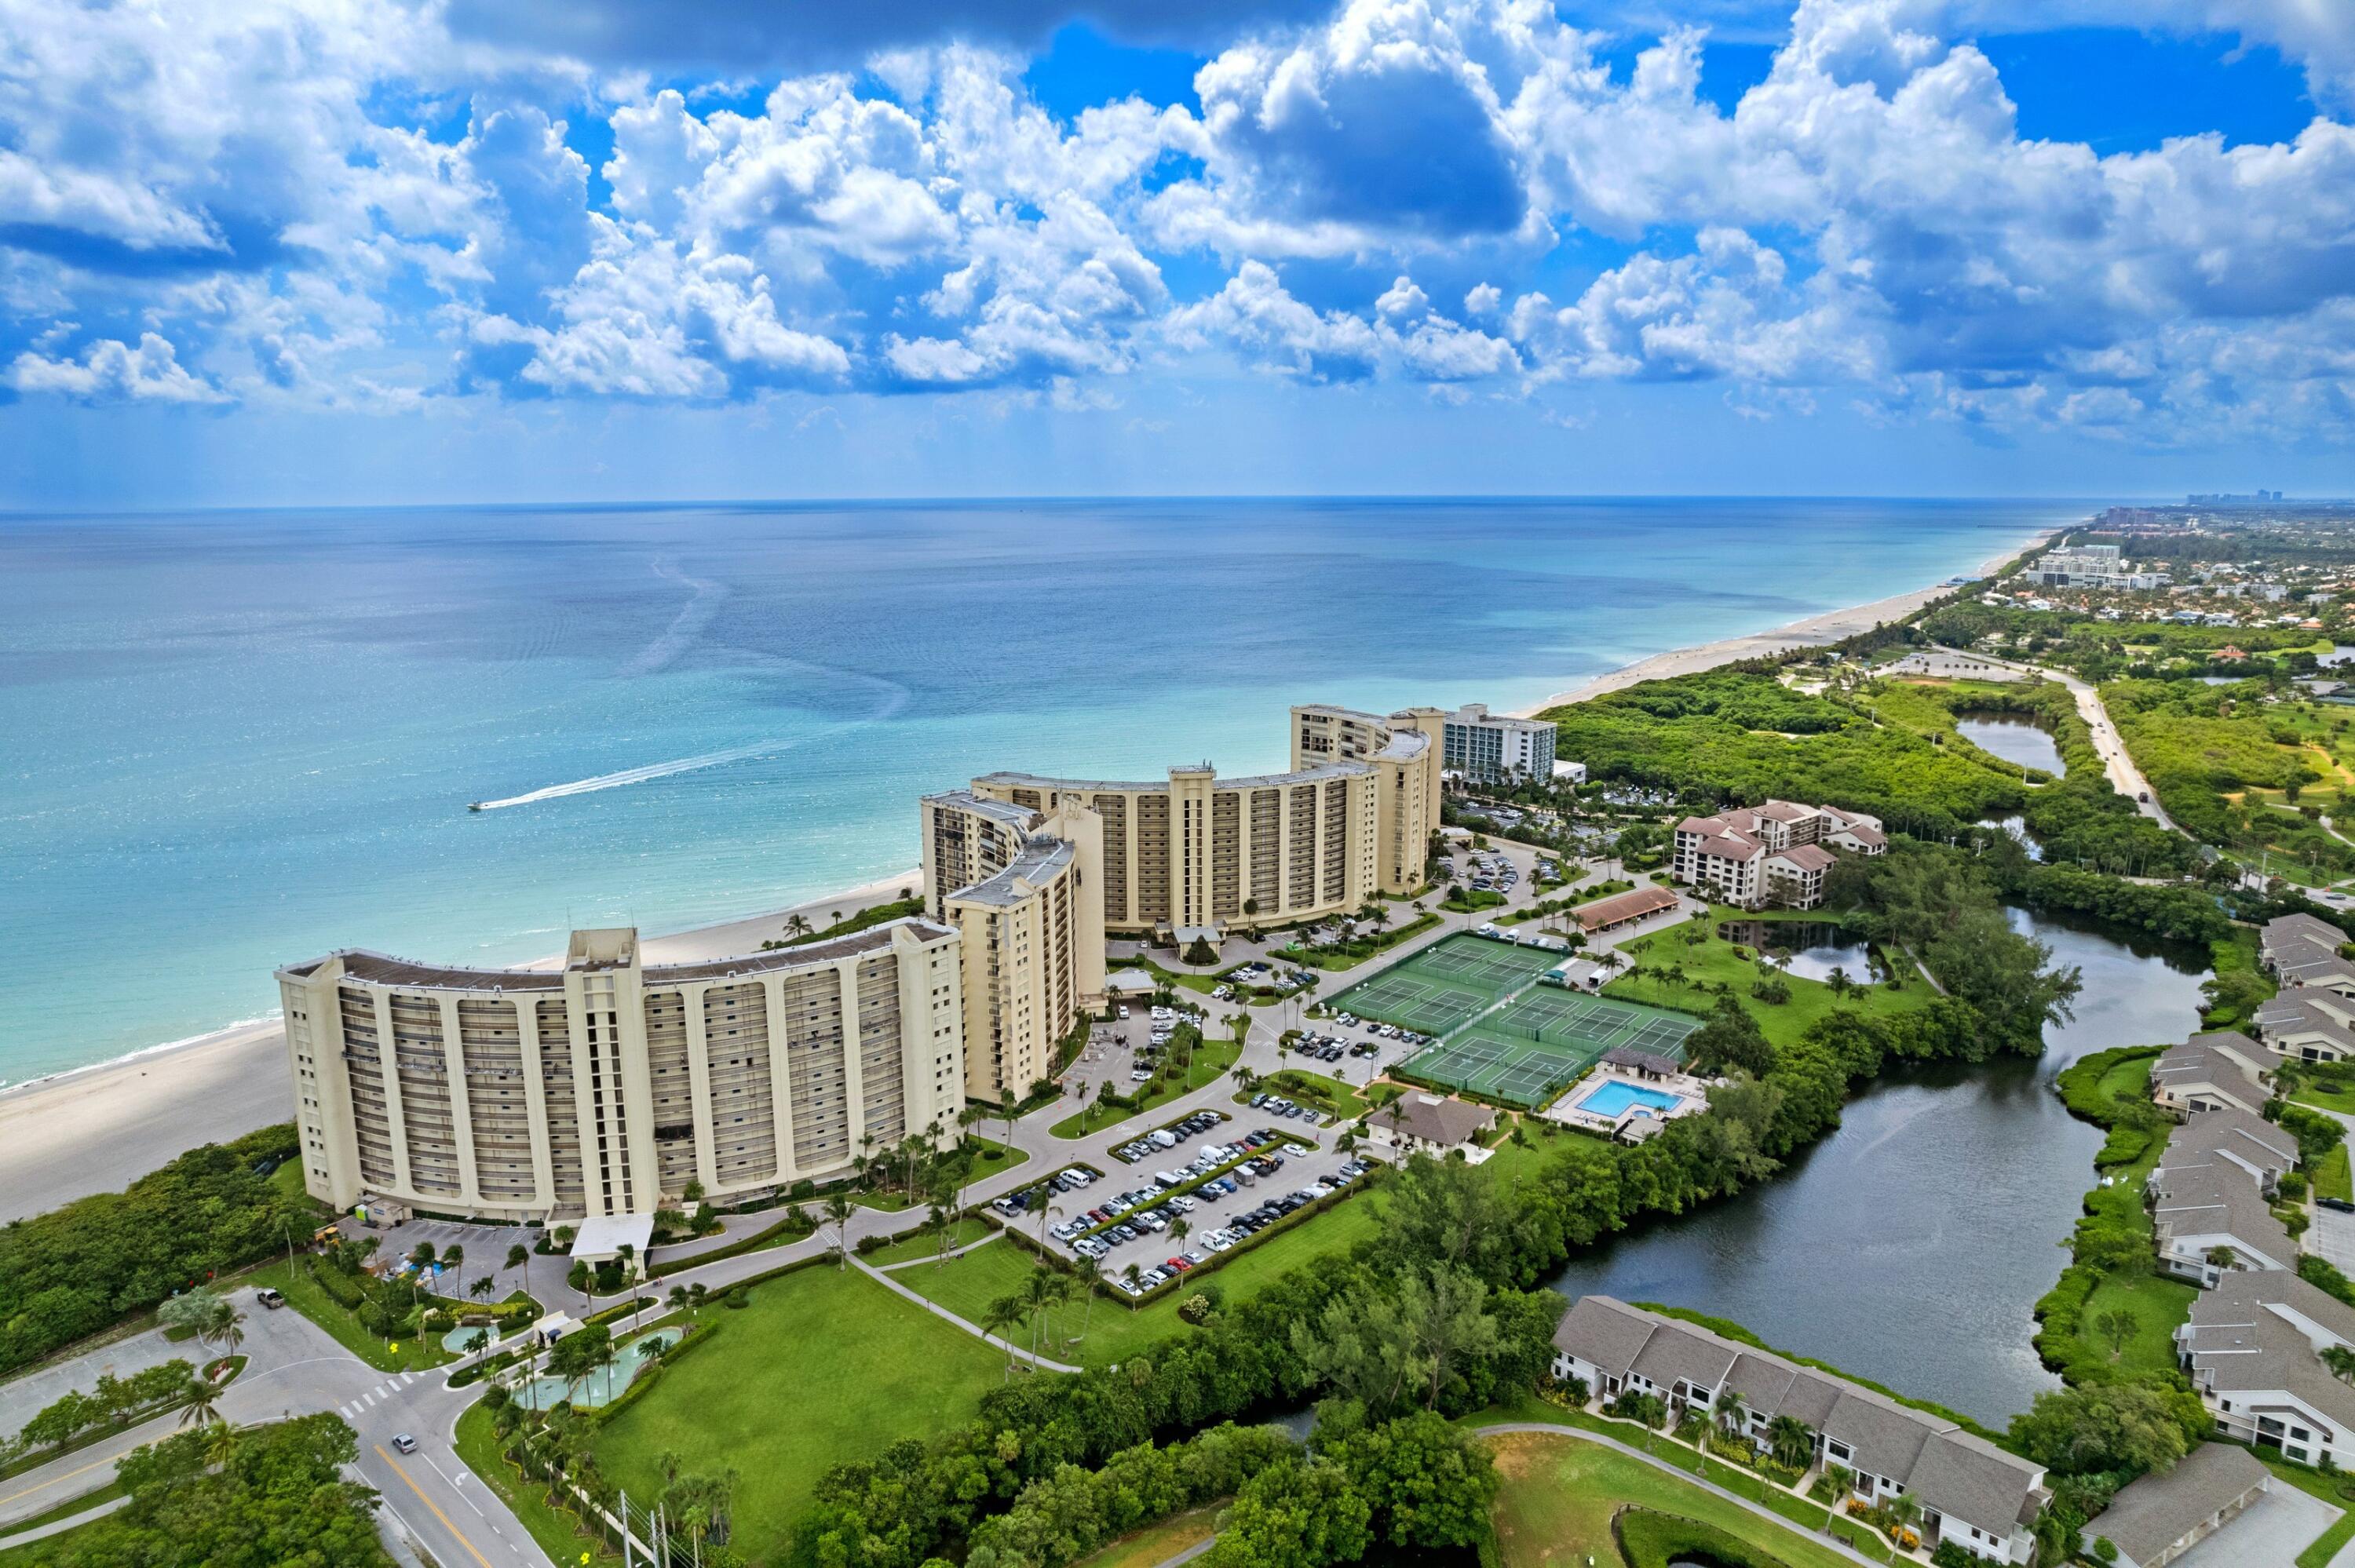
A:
[
  {"left": 1006, "top": 1106, "right": 1376, "bottom": 1294},
  {"left": 1062, "top": 1000, "right": 1208, "bottom": 1106}
]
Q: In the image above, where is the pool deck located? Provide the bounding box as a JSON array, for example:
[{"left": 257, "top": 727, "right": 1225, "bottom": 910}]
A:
[{"left": 1539, "top": 1064, "right": 1716, "bottom": 1136}]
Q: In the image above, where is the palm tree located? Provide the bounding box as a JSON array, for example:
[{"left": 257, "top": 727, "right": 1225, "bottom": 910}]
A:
[
  {"left": 506, "top": 1242, "right": 530, "bottom": 1304},
  {"left": 823, "top": 1192, "right": 855, "bottom": 1269},
  {"left": 1711, "top": 1387, "right": 1747, "bottom": 1441},
  {"left": 1122, "top": 1262, "right": 1144, "bottom": 1310},
  {"left": 177, "top": 1374, "right": 222, "bottom": 1428},
  {"left": 204, "top": 1418, "right": 240, "bottom": 1468},
  {"left": 1022, "top": 1268, "right": 1061, "bottom": 1361},
  {"left": 2325, "top": 1345, "right": 2355, "bottom": 1385},
  {"left": 983, "top": 1294, "right": 1024, "bottom": 1380},
  {"left": 442, "top": 1244, "right": 466, "bottom": 1297},
  {"left": 2206, "top": 1244, "right": 2240, "bottom": 1273},
  {"left": 470, "top": 1274, "right": 497, "bottom": 1304},
  {"left": 783, "top": 912, "right": 813, "bottom": 940},
  {"left": 1765, "top": 1414, "right": 1813, "bottom": 1471},
  {"left": 1170, "top": 1217, "right": 1191, "bottom": 1253},
  {"left": 1072, "top": 1254, "right": 1104, "bottom": 1347},
  {"left": 1824, "top": 1462, "right": 1856, "bottom": 1501}
]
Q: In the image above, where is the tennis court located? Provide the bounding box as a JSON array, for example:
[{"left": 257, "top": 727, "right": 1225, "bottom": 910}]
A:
[
  {"left": 1329, "top": 935, "right": 1561, "bottom": 1037},
  {"left": 1393, "top": 990, "right": 1701, "bottom": 1110}
]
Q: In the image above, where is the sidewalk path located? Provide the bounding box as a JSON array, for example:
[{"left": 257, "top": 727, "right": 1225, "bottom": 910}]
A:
[{"left": 851, "top": 1256, "right": 1080, "bottom": 1373}]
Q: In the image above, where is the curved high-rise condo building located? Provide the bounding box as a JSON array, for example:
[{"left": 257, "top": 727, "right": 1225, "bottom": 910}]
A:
[
  {"left": 919, "top": 705, "right": 1447, "bottom": 1099},
  {"left": 279, "top": 921, "right": 965, "bottom": 1222}
]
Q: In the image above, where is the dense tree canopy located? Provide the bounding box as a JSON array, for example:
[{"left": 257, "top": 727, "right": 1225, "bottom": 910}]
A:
[{"left": 0, "top": 1125, "right": 305, "bottom": 1375}]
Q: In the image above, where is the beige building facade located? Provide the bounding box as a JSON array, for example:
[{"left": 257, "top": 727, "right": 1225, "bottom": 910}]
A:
[
  {"left": 958, "top": 704, "right": 1442, "bottom": 939},
  {"left": 279, "top": 919, "right": 966, "bottom": 1223},
  {"left": 920, "top": 790, "right": 1108, "bottom": 1103}
]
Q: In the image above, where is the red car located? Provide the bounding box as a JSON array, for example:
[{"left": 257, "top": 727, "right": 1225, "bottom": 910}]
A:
[{"left": 1165, "top": 1256, "right": 1194, "bottom": 1271}]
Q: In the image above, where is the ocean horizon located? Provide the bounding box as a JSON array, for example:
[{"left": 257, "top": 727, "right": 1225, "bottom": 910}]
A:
[{"left": 2, "top": 496, "right": 2070, "bottom": 1082}]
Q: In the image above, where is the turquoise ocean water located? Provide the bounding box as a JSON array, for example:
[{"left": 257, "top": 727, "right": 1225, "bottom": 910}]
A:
[{"left": 0, "top": 498, "right": 2069, "bottom": 1082}]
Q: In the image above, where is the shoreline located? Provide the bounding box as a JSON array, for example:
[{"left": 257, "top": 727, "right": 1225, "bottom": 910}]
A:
[
  {"left": 1510, "top": 529, "right": 2053, "bottom": 717},
  {"left": 0, "top": 866, "right": 922, "bottom": 1223},
  {"left": 0, "top": 523, "right": 2059, "bottom": 1221}
]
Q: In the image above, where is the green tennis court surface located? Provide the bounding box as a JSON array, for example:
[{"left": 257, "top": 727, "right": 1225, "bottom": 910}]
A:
[
  {"left": 1394, "top": 990, "right": 1700, "bottom": 1110},
  {"left": 1329, "top": 934, "right": 1561, "bottom": 1036}
]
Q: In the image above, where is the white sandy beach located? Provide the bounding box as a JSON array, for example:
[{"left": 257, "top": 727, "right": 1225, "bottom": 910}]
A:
[
  {"left": 0, "top": 868, "right": 920, "bottom": 1223},
  {"left": 1512, "top": 532, "right": 2050, "bottom": 717},
  {"left": 0, "top": 527, "right": 2054, "bottom": 1222}
]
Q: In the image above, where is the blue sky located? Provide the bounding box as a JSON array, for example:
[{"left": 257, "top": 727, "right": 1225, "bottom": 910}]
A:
[{"left": 1, "top": 0, "right": 2351, "bottom": 506}]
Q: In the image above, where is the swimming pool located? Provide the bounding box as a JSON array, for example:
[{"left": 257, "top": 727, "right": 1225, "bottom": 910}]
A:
[{"left": 1575, "top": 1081, "right": 1685, "bottom": 1118}]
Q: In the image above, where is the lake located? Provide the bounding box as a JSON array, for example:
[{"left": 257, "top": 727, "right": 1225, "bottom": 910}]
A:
[
  {"left": 1956, "top": 713, "right": 2066, "bottom": 776},
  {"left": 1543, "top": 906, "right": 2210, "bottom": 1426},
  {"left": 1716, "top": 920, "right": 1879, "bottom": 984}
]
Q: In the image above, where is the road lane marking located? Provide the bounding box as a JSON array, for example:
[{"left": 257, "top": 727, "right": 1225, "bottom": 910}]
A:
[
  {"left": 373, "top": 1444, "right": 495, "bottom": 1568},
  {"left": 0, "top": 1446, "right": 126, "bottom": 1509},
  {"left": 425, "top": 1452, "right": 485, "bottom": 1515}
]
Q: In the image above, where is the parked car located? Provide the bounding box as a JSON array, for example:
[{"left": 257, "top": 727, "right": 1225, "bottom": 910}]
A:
[
  {"left": 257, "top": 1288, "right": 286, "bottom": 1309},
  {"left": 2324, "top": 1198, "right": 2355, "bottom": 1214},
  {"left": 391, "top": 1434, "right": 418, "bottom": 1454}
]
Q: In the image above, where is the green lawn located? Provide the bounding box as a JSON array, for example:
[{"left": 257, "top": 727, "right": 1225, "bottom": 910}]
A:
[
  {"left": 2076, "top": 1271, "right": 2198, "bottom": 1378},
  {"left": 865, "top": 1216, "right": 995, "bottom": 1266},
  {"left": 2318, "top": 1143, "right": 2354, "bottom": 1204},
  {"left": 594, "top": 1265, "right": 1007, "bottom": 1565},
  {"left": 886, "top": 1236, "right": 1091, "bottom": 1358},
  {"left": 1072, "top": 1503, "right": 1223, "bottom": 1567},
  {"left": 1605, "top": 913, "right": 1930, "bottom": 1048},
  {"left": 1050, "top": 1035, "right": 1243, "bottom": 1139},
  {"left": 1487, "top": 1428, "right": 1862, "bottom": 1568},
  {"left": 2299, "top": 1086, "right": 2355, "bottom": 1117}
]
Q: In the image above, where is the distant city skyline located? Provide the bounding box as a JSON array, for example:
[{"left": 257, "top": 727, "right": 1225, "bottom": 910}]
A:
[{"left": 2, "top": 0, "right": 2353, "bottom": 507}]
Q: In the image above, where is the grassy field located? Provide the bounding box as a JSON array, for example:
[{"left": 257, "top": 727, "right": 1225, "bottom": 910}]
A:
[
  {"left": 2318, "top": 1143, "right": 2354, "bottom": 1204},
  {"left": 865, "top": 1216, "right": 994, "bottom": 1266},
  {"left": 2075, "top": 1270, "right": 2199, "bottom": 1379},
  {"left": 595, "top": 1265, "right": 1006, "bottom": 1565},
  {"left": 1244, "top": 1065, "right": 1369, "bottom": 1120},
  {"left": 1050, "top": 1034, "right": 1242, "bottom": 1139},
  {"left": 1486, "top": 1428, "right": 1862, "bottom": 1568},
  {"left": 886, "top": 1236, "right": 1097, "bottom": 1360},
  {"left": 1072, "top": 1503, "right": 1223, "bottom": 1567},
  {"left": 1605, "top": 912, "right": 1931, "bottom": 1048}
]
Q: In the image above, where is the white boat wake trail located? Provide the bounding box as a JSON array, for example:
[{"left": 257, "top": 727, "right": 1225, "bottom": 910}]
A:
[{"left": 469, "top": 671, "right": 911, "bottom": 812}]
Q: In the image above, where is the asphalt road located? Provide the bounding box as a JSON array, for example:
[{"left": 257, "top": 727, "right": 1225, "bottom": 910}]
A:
[{"left": 0, "top": 1286, "right": 543, "bottom": 1568}]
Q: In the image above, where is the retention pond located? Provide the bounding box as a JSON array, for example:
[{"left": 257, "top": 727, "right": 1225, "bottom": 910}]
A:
[
  {"left": 1544, "top": 906, "right": 2209, "bottom": 1427},
  {"left": 1955, "top": 713, "right": 2067, "bottom": 776}
]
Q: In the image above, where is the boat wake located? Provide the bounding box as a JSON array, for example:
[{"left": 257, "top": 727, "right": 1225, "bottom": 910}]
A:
[{"left": 469, "top": 672, "right": 910, "bottom": 812}]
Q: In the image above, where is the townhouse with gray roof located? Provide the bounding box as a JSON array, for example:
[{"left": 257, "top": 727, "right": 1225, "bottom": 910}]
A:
[
  {"left": 1550, "top": 1296, "right": 2046, "bottom": 1563},
  {"left": 2146, "top": 1104, "right": 2302, "bottom": 1286},
  {"left": 2254, "top": 989, "right": 2355, "bottom": 1064},
  {"left": 2177, "top": 1271, "right": 2355, "bottom": 1469},
  {"left": 2148, "top": 1032, "right": 2272, "bottom": 1118},
  {"left": 2261, "top": 913, "right": 2355, "bottom": 997}
]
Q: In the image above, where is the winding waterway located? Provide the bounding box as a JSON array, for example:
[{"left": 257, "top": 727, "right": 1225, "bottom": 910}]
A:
[{"left": 1544, "top": 907, "right": 2209, "bottom": 1427}]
